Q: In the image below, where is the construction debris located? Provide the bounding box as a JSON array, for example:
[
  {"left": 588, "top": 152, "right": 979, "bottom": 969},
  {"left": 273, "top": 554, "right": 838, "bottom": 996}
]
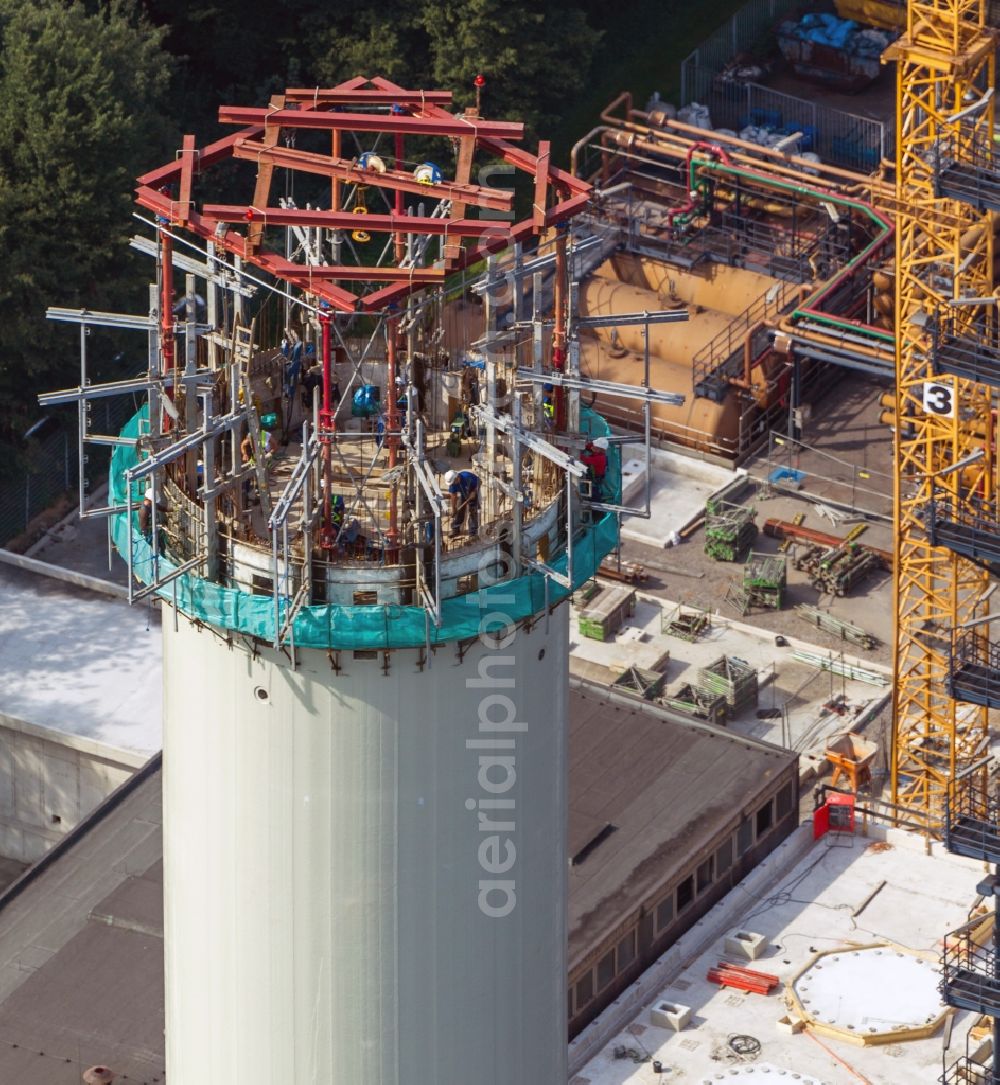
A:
[
  {"left": 598, "top": 556, "right": 647, "bottom": 584},
  {"left": 795, "top": 604, "right": 878, "bottom": 650},
  {"left": 792, "top": 541, "right": 880, "bottom": 596},
  {"left": 661, "top": 601, "right": 711, "bottom": 641},
  {"left": 704, "top": 501, "right": 758, "bottom": 562}
]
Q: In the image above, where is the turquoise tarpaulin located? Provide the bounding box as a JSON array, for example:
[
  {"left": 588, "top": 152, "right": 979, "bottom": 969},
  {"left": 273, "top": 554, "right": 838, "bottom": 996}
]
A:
[{"left": 110, "top": 407, "right": 621, "bottom": 649}]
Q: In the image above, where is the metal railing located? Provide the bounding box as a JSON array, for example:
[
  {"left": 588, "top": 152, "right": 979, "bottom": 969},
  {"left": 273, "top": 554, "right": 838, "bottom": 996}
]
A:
[
  {"left": 942, "top": 927, "right": 1000, "bottom": 1014},
  {"left": 933, "top": 311, "right": 1000, "bottom": 389},
  {"left": 929, "top": 499, "right": 1000, "bottom": 568},
  {"left": 951, "top": 629, "right": 1000, "bottom": 709},
  {"left": 691, "top": 280, "right": 799, "bottom": 394},
  {"left": 680, "top": 64, "right": 888, "bottom": 173},
  {"left": 940, "top": 1055, "right": 991, "bottom": 1085}
]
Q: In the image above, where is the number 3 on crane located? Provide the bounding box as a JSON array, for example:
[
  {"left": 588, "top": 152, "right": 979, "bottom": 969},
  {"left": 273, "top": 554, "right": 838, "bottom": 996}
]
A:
[{"left": 922, "top": 380, "right": 955, "bottom": 418}]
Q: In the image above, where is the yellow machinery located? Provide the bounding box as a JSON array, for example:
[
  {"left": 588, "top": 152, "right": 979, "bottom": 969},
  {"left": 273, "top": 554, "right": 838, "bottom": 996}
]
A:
[{"left": 885, "top": 1, "right": 997, "bottom": 815}]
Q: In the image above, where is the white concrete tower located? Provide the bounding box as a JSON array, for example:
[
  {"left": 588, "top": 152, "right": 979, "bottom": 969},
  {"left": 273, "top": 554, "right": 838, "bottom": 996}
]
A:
[{"left": 46, "top": 78, "right": 627, "bottom": 1085}]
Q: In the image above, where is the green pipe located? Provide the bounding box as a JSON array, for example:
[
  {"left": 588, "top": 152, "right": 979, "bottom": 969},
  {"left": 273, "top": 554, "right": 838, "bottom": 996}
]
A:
[{"left": 688, "top": 153, "right": 895, "bottom": 344}]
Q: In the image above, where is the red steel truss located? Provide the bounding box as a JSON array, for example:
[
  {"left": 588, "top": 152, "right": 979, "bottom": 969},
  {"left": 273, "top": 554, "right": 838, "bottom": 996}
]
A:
[{"left": 135, "top": 75, "right": 591, "bottom": 313}]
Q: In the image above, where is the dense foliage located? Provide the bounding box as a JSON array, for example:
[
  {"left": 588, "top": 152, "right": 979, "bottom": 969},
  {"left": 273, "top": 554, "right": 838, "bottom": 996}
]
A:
[{"left": 0, "top": 0, "right": 605, "bottom": 452}]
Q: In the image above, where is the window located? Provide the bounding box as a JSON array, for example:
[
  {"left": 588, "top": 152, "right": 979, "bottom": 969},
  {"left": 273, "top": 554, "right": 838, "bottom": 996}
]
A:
[
  {"left": 617, "top": 930, "right": 637, "bottom": 971},
  {"left": 597, "top": 949, "right": 616, "bottom": 991},
  {"left": 251, "top": 573, "right": 272, "bottom": 596},
  {"left": 756, "top": 799, "right": 774, "bottom": 838},
  {"left": 697, "top": 857, "right": 713, "bottom": 894},
  {"left": 715, "top": 837, "right": 734, "bottom": 876},
  {"left": 574, "top": 972, "right": 594, "bottom": 1011},
  {"left": 737, "top": 817, "right": 753, "bottom": 856},
  {"left": 656, "top": 894, "right": 674, "bottom": 933},
  {"left": 353, "top": 649, "right": 377, "bottom": 661},
  {"left": 676, "top": 875, "right": 694, "bottom": 913},
  {"left": 776, "top": 781, "right": 795, "bottom": 819},
  {"left": 353, "top": 590, "right": 378, "bottom": 606}
]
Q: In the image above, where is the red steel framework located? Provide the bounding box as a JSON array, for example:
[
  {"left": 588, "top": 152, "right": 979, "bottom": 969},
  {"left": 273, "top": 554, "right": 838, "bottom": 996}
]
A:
[
  {"left": 134, "top": 75, "right": 590, "bottom": 315},
  {"left": 135, "top": 75, "right": 591, "bottom": 553}
]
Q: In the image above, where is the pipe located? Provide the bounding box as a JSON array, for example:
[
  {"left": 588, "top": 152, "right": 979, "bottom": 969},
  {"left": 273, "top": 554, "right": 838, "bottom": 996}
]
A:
[
  {"left": 570, "top": 125, "right": 617, "bottom": 178},
  {"left": 160, "top": 229, "right": 175, "bottom": 431},
  {"left": 386, "top": 321, "right": 399, "bottom": 546},
  {"left": 553, "top": 230, "right": 568, "bottom": 431},
  {"left": 394, "top": 131, "right": 405, "bottom": 264},
  {"left": 666, "top": 141, "right": 732, "bottom": 234},
  {"left": 683, "top": 152, "right": 895, "bottom": 344},
  {"left": 763, "top": 518, "right": 891, "bottom": 566},
  {"left": 319, "top": 309, "right": 333, "bottom": 540}
]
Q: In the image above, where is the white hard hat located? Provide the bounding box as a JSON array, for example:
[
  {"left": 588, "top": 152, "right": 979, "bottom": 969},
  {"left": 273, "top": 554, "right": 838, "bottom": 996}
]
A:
[
  {"left": 593, "top": 436, "right": 610, "bottom": 450},
  {"left": 444, "top": 470, "right": 457, "bottom": 485}
]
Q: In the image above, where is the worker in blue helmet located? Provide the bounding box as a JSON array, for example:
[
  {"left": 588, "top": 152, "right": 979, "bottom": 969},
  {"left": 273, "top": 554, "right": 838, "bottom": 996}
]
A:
[{"left": 444, "top": 469, "right": 480, "bottom": 538}]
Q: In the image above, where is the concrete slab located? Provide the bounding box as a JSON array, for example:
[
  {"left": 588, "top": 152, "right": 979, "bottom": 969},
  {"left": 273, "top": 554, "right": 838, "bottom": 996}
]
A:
[
  {"left": 620, "top": 444, "right": 738, "bottom": 549},
  {"left": 0, "top": 564, "right": 162, "bottom": 755},
  {"left": 577, "top": 830, "right": 983, "bottom": 1085}
]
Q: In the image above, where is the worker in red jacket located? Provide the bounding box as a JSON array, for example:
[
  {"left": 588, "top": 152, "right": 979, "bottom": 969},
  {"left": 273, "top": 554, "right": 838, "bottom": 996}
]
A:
[{"left": 581, "top": 436, "right": 609, "bottom": 501}]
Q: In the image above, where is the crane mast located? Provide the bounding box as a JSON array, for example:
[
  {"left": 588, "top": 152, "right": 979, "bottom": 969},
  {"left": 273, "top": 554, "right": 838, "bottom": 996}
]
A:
[{"left": 888, "top": 0, "right": 997, "bottom": 815}]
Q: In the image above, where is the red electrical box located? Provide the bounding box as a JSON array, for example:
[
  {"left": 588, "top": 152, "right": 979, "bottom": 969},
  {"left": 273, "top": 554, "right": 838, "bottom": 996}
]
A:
[{"left": 813, "top": 791, "right": 855, "bottom": 840}]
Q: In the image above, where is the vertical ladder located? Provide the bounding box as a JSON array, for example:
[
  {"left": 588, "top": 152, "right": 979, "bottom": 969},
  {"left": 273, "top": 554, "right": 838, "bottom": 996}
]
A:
[{"left": 234, "top": 321, "right": 273, "bottom": 518}]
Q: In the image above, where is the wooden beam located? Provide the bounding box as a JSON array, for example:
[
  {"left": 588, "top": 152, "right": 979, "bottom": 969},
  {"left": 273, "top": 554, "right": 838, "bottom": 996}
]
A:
[{"left": 247, "top": 94, "right": 284, "bottom": 253}]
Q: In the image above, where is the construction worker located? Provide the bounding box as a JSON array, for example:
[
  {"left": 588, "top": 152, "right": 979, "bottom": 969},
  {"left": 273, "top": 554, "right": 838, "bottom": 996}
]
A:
[
  {"left": 444, "top": 469, "right": 480, "bottom": 538},
  {"left": 580, "top": 436, "right": 609, "bottom": 501}
]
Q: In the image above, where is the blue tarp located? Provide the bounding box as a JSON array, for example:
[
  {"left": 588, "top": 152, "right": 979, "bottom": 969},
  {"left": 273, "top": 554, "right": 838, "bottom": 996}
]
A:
[{"left": 109, "top": 407, "right": 621, "bottom": 649}]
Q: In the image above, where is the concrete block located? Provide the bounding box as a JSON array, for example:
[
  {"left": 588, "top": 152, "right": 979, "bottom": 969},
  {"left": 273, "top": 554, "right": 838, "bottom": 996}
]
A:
[
  {"left": 650, "top": 999, "right": 692, "bottom": 1031},
  {"left": 725, "top": 929, "right": 767, "bottom": 961},
  {"left": 776, "top": 1014, "right": 804, "bottom": 1035}
]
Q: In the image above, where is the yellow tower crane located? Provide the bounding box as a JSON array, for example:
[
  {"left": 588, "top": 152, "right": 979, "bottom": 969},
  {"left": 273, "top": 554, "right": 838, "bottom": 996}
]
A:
[{"left": 886, "top": 0, "right": 998, "bottom": 818}]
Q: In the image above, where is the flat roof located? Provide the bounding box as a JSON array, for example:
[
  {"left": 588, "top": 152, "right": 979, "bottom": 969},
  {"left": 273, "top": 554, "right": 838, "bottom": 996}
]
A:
[
  {"left": 568, "top": 684, "right": 797, "bottom": 965},
  {"left": 0, "top": 564, "right": 162, "bottom": 755},
  {"left": 577, "top": 825, "right": 983, "bottom": 1084},
  {"left": 0, "top": 764, "right": 164, "bottom": 1082}
]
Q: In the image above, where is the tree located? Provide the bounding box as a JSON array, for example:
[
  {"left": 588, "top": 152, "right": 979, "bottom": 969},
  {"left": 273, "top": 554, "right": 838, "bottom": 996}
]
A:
[
  {"left": 419, "top": 0, "right": 601, "bottom": 135},
  {"left": 0, "top": 0, "right": 175, "bottom": 444}
]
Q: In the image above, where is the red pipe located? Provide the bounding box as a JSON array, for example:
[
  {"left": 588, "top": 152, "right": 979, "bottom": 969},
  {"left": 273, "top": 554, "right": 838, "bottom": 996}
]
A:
[
  {"left": 160, "top": 230, "right": 175, "bottom": 431},
  {"left": 319, "top": 309, "right": 334, "bottom": 542},
  {"left": 386, "top": 323, "right": 399, "bottom": 548},
  {"left": 666, "top": 141, "right": 731, "bottom": 234},
  {"left": 763, "top": 519, "right": 891, "bottom": 567},
  {"left": 553, "top": 231, "right": 568, "bottom": 431},
  {"left": 394, "top": 132, "right": 405, "bottom": 264}
]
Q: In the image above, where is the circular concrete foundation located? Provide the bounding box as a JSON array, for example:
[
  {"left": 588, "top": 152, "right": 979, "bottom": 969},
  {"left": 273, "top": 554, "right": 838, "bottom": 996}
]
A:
[{"left": 792, "top": 946, "right": 941, "bottom": 1041}]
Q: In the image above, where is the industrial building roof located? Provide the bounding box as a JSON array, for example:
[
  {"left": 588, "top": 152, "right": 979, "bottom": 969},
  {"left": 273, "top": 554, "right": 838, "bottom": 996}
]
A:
[
  {"left": 0, "top": 760, "right": 163, "bottom": 1083},
  {"left": 575, "top": 823, "right": 983, "bottom": 1085},
  {"left": 0, "top": 681, "right": 796, "bottom": 1082},
  {"left": 568, "top": 683, "right": 797, "bottom": 965},
  {"left": 0, "top": 561, "right": 162, "bottom": 755}
]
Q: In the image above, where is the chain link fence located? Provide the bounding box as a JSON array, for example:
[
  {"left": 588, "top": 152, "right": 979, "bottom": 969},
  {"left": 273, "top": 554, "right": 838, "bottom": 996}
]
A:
[
  {"left": 0, "top": 393, "right": 142, "bottom": 548},
  {"left": 679, "top": 0, "right": 891, "bottom": 173}
]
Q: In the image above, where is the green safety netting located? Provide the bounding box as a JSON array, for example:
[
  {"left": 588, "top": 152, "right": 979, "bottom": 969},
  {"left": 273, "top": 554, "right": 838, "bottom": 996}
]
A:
[{"left": 109, "top": 407, "right": 621, "bottom": 649}]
